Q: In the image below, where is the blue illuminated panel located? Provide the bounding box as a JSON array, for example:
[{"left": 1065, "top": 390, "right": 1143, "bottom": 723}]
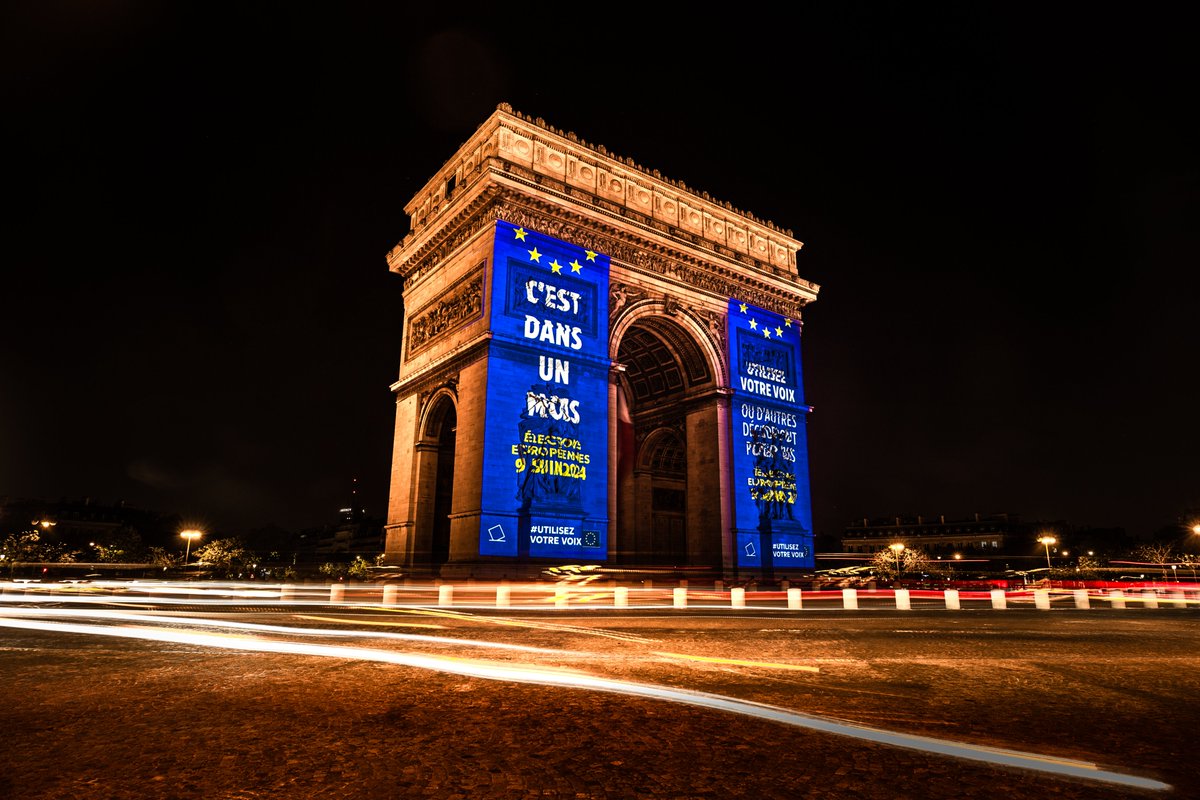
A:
[
  {"left": 727, "top": 299, "right": 814, "bottom": 571},
  {"left": 478, "top": 221, "right": 610, "bottom": 561}
]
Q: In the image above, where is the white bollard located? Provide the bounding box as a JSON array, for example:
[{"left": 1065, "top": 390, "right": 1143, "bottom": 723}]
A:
[
  {"left": 990, "top": 589, "right": 1006, "bottom": 609},
  {"left": 842, "top": 588, "right": 858, "bottom": 610},
  {"left": 614, "top": 586, "right": 628, "bottom": 607},
  {"left": 1109, "top": 590, "right": 1126, "bottom": 609},
  {"left": 1141, "top": 591, "right": 1158, "bottom": 609},
  {"left": 281, "top": 584, "right": 296, "bottom": 602},
  {"left": 382, "top": 584, "right": 399, "bottom": 606},
  {"left": 1170, "top": 590, "right": 1186, "bottom": 608},
  {"left": 330, "top": 584, "right": 345, "bottom": 603},
  {"left": 1034, "top": 589, "right": 1051, "bottom": 610},
  {"left": 673, "top": 587, "right": 687, "bottom": 608},
  {"left": 787, "top": 587, "right": 802, "bottom": 609},
  {"left": 894, "top": 588, "right": 911, "bottom": 610},
  {"left": 1073, "top": 589, "right": 1090, "bottom": 609},
  {"left": 644, "top": 579, "right": 653, "bottom": 590},
  {"left": 714, "top": 580, "right": 724, "bottom": 592},
  {"left": 438, "top": 584, "right": 453, "bottom": 607},
  {"left": 555, "top": 587, "right": 569, "bottom": 608},
  {"left": 944, "top": 589, "right": 960, "bottom": 610},
  {"left": 496, "top": 585, "right": 510, "bottom": 608},
  {"left": 731, "top": 587, "right": 746, "bottom": 608}
]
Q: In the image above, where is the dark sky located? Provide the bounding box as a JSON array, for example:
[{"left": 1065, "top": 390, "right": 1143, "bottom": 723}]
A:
[{"left": 2, "top": 4, "right": 1196, "bottom": 540}]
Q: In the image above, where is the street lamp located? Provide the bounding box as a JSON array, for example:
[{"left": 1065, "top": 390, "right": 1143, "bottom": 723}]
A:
[
  {"left": 889, "top": 543, "right": 905, "bottom": 583},
  {"left": 180, "top": 530, "right": 202, "bottom": 564},
  {"left": 1038, "top": 535, "right": 1056, "bottom": 572}
]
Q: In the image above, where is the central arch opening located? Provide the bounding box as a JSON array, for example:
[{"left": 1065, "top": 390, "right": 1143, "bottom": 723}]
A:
[{"left": 615, "top": 314, "right": 720, "bottom": 570}]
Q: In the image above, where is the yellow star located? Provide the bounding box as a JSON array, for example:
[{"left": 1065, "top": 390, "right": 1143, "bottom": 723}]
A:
[
  {"left": 527, "top": 247, "right": 542, "bottom": 262},
  {"left": 749, "top": 318, "right": 758, "bottom": 330},
  {"left": 570, "top": 259, "right": 583, "bottom": 273},
  {"left": 763, "top": 328, "right": 772, "bottom": 338},
  {"left": 776, "top": 326, "right": 783, "bottom": 337},
  {"left": 549, "top": 259, "right": 563, "bottom": 274},
  {"left": 514, "top": 227, "right": 527, "bottom": 241},
  {"left": 739, "top": 303, "right": 748, "bottom": 314},
  {"left": 784, "top": 318, "right": 792, "bottom": 327},
  {"left": 585, "top": 249, "right": 598, "bottom": 262}
]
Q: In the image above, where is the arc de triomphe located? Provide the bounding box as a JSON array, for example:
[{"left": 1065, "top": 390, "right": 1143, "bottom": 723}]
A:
[{"left": 383, "top": 104, "right": 820, "bottom": 581}]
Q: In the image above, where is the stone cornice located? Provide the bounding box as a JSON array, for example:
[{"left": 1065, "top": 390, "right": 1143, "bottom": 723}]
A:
[
  {"left": 392, "top": 186, "right": 817, "bottom": 320},
  {"left": 390, "top": 336, "right": 490, "bottom": 399},
  {"left": 387, "top": 103, "right": 820, "bottom": 312}
]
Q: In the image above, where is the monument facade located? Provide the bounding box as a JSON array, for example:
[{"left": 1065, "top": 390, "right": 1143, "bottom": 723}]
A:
[{"left": 383, "top": 104, "right": 820, "bottom": 580}]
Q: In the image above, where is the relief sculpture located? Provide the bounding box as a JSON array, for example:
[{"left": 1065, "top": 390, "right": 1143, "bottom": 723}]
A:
[{"left": 407, "top": 273, "right": 484, "bottom": 357}]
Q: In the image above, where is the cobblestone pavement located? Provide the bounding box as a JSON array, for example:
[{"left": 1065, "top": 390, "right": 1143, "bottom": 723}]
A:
[{"left": 1, "top": 607, "right": 1197, "bottom": 799}]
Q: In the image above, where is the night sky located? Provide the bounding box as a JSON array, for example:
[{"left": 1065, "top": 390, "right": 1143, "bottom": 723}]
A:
[{"left": 3, "top": 4, "right": 1196, "bottom": 541}]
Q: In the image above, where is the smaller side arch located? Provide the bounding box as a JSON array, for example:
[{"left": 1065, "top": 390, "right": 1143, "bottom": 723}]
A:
[
  {"left": 412, "top": 386, "right": 459, "bottom": 573},
  {"left": 418, "top": 386, "right": 459, "bottom": 442}
]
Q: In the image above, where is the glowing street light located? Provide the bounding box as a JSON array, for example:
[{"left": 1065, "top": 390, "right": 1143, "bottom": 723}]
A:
[
  {"left": 889, "top": 543, "right": 905, "bottom": 582},
  {"left": 180, "top": 530, "right": 202, "bottom": 564},
  {"left": 1038, "top": 535, "right": 1057, "bottom": 572}
]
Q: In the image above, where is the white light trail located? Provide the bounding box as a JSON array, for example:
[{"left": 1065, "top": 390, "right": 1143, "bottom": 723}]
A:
[
  {"left": 0, "top": 613, "right": 1169, "bottom": 791},
  {"left": 0, "top": 607, "right": 571, "bottom": 655}
]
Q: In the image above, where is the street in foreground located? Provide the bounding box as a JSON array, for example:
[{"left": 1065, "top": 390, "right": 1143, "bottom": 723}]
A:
[{"left": 0, "top": 582, "right": 1196, "bottom": 799}]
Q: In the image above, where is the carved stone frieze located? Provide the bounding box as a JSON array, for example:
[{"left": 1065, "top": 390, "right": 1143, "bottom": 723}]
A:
[
  {"left": 405, "top": 269, "right": 484, "bottom": 359},
  {"left": 394, "top": 182, "right": 812, "bottom": 323}
]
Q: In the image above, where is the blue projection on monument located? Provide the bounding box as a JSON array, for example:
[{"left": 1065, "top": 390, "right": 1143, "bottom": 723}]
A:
[
  {"left": 727, "top": 299, "right": 815, "bottom": 572},
  {"left": 479, "top": 220, "right": 610, "bottom": 561}
]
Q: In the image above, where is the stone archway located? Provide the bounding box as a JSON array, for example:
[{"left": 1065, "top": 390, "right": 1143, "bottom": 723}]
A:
[
  {"left": 383, "top": 105, "right": 818, "bottom": 580},
  {"left": 613, "top": 311, "right": 728, "bottom": 571},
  {"left": 412, "top": 390, "right": 457, "bottom": 574}
]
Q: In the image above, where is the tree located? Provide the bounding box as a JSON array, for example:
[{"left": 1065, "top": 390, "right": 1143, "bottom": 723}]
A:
[
  {"left": 1178, "top": 553, "right": 1200, "bottom": 582},
  {"left": 1135, "top": 542, "right": 1178, "bottom": 579},
  {"left": 318, "top": 555, "right": 378, "bottom": 581},
  {"left": 1073, "top": 554, "right": 1101, "bottom": 579},
  {"left": 0, "top": 531, "right": 78, "bottom": 564},
  {"left": 90, "top": 529, "right": 147, "bottom": 563},
  {"left": 147, "top": 547, "right": 182, "bottom": 569},
  {"left": 871, "top": 546, "right": 928, "bottom": 583},
  {"left": 191, "top": 537, "right": 255, "bottom": 578}
]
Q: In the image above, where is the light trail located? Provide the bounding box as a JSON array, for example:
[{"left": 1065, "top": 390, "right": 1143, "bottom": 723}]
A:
[
  {"left": 0, "top": 608, "right": 573, "bottom": 656},
  {"left": 362, "top": 606, "right": 660, "bottom": 644},
  {"left": 0, "top": 613, "right": 1169, "bottom": 791}
]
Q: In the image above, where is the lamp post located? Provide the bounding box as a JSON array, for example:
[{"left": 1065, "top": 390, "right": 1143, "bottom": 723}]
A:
[
  {"left": 180, "top": 530, "right": 202, "bottom": 565},
  {"left": 889, "top": 543, "right": 905, "bottom": 584},
  {"left": 1038, "top": 535, "right": 1056, "bottom": 572}
]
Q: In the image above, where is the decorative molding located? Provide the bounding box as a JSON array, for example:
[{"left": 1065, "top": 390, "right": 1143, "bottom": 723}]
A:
[
  {"left": 394, "top": 339, "right": 489, "bottom": 399},
  {"left": 405, "top": 268, "right": 484, "bottom": 359},
  {"left": 610, "top": 281, "right": 648, "bottom": 328},
  {"left": 486, "top": 194, "right": 810, "bottom": 319},
  {"left": 695, "top": 307, "right": 727, "bottom": 357},
  {"left": 392, "top": 186, "right": 815, "bottom": 320}
]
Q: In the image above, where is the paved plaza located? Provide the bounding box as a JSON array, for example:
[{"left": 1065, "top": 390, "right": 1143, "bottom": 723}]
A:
[{"left": 0, "top": 594, "right": 1196, "bottom": 799}]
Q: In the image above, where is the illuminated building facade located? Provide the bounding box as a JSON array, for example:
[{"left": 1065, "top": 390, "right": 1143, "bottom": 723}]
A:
[
  {"left": 840, "top": 512, "right": 1036, "bottom": 556},
  {"left": 383, "top": 104, "right": 819, "bottom": 579}
]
